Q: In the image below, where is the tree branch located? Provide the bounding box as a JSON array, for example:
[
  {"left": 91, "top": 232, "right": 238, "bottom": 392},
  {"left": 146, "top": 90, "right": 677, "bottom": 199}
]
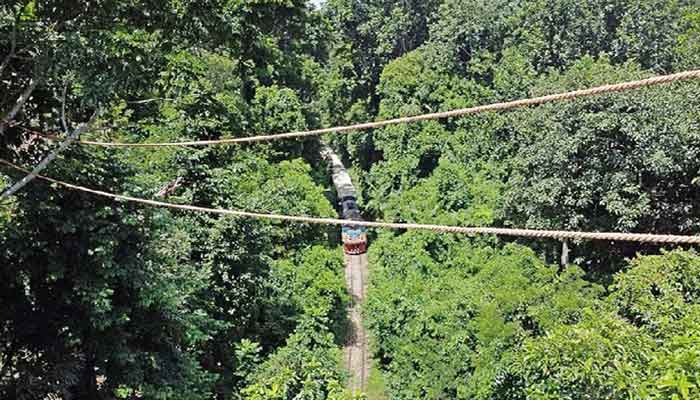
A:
[
  {"left": 126, "top": 97, "right": 174, "bottom": 104},
  {"left": 1, "top": 112, "right": 98, "bottom": 200},
  {"left": 61, "top": 81, "right": 69, "bottom": 133},
  {"left": 156, "top": 176, "right": 183, "bottom": 198},
  {"left": 0, "top": 78, "right": 39, "bottom": 136}
]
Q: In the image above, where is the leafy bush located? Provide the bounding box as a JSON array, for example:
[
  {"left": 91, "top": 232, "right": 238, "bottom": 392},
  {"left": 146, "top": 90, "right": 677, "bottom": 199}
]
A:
[
  {"left": 241, "top": 321, "right": 349, "bottom": 400},
  {"left": 366, "top": 229, "right": 700, "bottom": 400},
  {"left": 675, "top": 6, "right": 700, "bottom": 69},
  {"left": 271, "top": 246, "right": 349, "bottom": 339},
  {"left": 239, "top": 246, "right": 350, "bottom": 400},
  {"left": 610, "top": 249, "right": 700, "bottom": 336},
  {"left": 365, "top": 234, "right": 602, "bottom": 399},
  {"left": 515, "top": 250, "right": 700, "bottom": 400},
  {"left": 514, "top": 311, "right": 653, "bottom": 400}
]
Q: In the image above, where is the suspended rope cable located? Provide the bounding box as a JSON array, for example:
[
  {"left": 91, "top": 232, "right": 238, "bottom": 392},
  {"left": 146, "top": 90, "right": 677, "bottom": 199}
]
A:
[
  {"left": 2, "top": 159, "right": 699, "bottom": 244},
  {"left": 32, "top": 69, "right": 700, "bottom": 148}
]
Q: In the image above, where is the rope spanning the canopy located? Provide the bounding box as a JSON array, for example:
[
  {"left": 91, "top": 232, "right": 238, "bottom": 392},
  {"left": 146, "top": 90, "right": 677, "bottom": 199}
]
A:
[
  {"left": 35, "top": 69, "right": 700, "bottom": 148},
  {"left": 2, "top": 159, "right": 699, "bottom": 244}
]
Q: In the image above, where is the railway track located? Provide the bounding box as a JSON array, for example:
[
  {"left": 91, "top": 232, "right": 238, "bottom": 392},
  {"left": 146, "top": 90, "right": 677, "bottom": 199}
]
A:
[
  {"left": 343, "top": 252, "right": 370, "bottom": 393},
  {"left": 320, "top": 144, "right": 371, "bottom": 393}
]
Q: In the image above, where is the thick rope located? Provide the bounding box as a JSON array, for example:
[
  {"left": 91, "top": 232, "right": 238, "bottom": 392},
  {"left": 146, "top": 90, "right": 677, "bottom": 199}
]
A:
[
  {"left": 2, "top": 159, "right": 699, "bottom": 244},
  {"left": 36, "top": 69, "right": 700, "bottom": 148}
]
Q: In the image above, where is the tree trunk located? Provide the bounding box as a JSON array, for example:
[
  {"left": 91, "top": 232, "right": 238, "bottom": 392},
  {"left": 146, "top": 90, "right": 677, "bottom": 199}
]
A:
[{"left": 560, "top": 240, "right": 570, "bottom": 268}]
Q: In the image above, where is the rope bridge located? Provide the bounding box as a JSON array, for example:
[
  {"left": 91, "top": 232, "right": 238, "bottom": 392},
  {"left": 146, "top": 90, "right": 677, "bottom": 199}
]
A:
[{"left": 2, "top": 159, "right": 699, "bottom": 244}]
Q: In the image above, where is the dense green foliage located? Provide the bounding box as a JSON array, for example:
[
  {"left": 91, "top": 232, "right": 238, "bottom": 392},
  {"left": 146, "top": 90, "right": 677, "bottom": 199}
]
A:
[
  {"left": 1, "top": 0, "right": 700, "bottom": 399},
  {"left": 319, "top": 0, "right": 700, "bottom": 399},
  {"left": 366, "top": 234, "right": 700, "bottom": 399},
  {"left": 1, "top": 1, "right": 349, "bottom": 399}
]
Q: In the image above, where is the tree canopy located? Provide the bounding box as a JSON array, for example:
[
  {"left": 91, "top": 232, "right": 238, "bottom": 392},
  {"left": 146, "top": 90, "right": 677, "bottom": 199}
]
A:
[{"left": 1, "top": 0, "right": 699, "bottom": 399}]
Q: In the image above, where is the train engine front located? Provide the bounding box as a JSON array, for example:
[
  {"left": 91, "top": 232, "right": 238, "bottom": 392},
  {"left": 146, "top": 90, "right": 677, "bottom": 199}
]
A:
[{"left": 340, "top": 196, "right": 368, "bottom": 255}]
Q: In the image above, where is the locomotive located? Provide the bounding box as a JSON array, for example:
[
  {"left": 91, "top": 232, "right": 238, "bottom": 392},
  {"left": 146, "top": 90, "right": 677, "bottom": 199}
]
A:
[{"left": 340, "top": 196, "right": 368, "bottom": 255}]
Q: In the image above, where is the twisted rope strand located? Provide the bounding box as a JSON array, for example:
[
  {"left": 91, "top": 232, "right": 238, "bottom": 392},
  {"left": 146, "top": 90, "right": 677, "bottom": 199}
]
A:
[
  {"left": 47, "top": 69, "right": 700, "bottom": 148},
  {"left": 2, "top": 159, "right": 698, "bottom": 244}
]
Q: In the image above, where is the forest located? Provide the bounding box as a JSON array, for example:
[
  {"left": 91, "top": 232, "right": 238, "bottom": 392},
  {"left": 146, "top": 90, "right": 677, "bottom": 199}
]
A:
[{"left": 1, "top": 0, "right": 700, "bottom": 399}]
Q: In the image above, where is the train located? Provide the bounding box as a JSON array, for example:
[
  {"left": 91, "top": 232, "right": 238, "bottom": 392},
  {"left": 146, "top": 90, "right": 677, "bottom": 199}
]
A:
[
  {"left": 340, "top": 196, "right": 368, "bottom": 255},
  {"left": 321, "top": 145, "right": 368, "bottom": 255}
]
